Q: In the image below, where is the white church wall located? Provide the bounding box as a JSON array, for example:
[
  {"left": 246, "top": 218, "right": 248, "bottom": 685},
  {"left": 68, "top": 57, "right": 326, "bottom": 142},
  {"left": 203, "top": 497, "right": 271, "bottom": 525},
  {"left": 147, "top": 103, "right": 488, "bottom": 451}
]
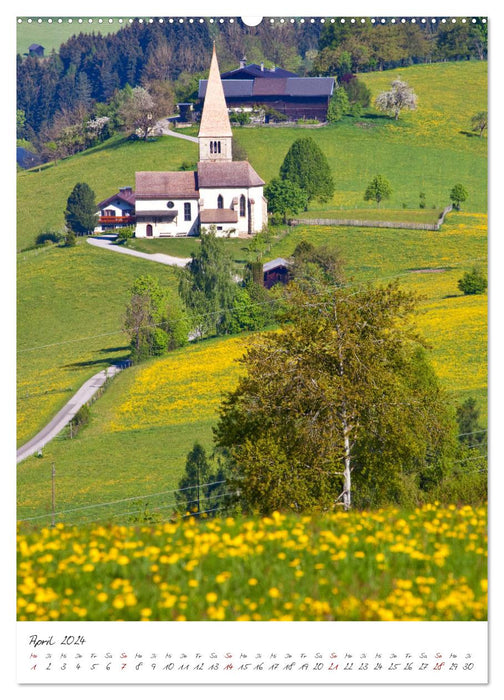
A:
[{"left": 135, "top": 198, "right": 199, "bottom": 238}]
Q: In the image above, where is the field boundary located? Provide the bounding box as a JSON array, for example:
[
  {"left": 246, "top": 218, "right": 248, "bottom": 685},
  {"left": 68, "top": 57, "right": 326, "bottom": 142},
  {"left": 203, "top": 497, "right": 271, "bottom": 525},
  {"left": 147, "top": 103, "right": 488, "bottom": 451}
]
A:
[{"left": 289, "top": 205, "right": 453, "bottom": 231}]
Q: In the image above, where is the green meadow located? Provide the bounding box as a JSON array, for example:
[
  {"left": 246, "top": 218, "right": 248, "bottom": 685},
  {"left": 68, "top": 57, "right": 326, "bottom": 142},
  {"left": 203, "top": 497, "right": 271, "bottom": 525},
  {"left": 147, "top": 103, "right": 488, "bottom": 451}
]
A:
[
  {"left": 16, "top": 17, "right": 120, "bottom": 56},
  {"left": 17, "top": 241, "right": 178, "bottom": 446},
  {"left": 17, "top": 212, "right": 487, "bottom": 524},
  {"left": 16, "top": 61, "right": 487, "bottom": 524}
]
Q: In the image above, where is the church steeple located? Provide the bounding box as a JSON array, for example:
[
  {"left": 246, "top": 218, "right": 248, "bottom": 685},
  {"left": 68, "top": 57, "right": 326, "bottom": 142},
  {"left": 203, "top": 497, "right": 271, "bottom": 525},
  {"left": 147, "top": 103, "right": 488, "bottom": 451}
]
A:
[{"left": 198, "top": 44, "right": 233, "bottom": 162}]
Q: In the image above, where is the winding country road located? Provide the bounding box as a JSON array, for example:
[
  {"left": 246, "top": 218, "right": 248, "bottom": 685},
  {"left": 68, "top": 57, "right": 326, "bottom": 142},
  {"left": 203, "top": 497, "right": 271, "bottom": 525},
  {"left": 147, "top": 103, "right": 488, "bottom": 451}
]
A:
[
  {"left": 16, "top": 366, "right": 122, "bottom": 464},
  {"left": 17, "top": 237, "right": 191, "bottom": 463}
]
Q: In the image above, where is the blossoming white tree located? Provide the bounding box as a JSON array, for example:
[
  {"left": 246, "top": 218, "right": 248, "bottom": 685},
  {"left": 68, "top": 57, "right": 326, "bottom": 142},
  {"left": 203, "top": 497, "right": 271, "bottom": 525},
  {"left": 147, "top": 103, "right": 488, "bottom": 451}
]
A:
[{"left": 375, "top": 79, "right": 418, "bottom": 120}]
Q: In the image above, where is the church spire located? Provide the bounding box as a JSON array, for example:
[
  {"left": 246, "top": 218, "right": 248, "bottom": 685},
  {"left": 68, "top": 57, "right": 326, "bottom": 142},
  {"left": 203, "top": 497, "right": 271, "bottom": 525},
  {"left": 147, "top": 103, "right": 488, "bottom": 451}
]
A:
[{"left": 198, "top": 44, "right": 233, "bottom": 162}]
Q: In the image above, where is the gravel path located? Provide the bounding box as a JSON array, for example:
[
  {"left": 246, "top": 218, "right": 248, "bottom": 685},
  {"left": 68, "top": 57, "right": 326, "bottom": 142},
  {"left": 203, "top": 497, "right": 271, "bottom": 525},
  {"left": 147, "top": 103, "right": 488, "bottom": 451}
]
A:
[{"left": 87, "top": 236, "right": 191, "bottom": 267}]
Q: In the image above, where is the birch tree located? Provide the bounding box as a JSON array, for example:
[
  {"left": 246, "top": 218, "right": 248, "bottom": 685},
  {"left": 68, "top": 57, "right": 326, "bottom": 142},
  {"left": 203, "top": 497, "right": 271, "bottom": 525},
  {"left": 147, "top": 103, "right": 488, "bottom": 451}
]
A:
[{"left": 214, "top": 280, "right": 455, "bottom": 513}]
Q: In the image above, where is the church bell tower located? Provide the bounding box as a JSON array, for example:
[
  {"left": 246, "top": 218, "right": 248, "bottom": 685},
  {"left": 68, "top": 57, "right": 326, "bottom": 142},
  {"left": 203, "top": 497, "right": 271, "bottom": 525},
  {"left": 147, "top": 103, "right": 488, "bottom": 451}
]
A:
[{"left": 198, "top": 45, "right": 233, "bottom": 163}]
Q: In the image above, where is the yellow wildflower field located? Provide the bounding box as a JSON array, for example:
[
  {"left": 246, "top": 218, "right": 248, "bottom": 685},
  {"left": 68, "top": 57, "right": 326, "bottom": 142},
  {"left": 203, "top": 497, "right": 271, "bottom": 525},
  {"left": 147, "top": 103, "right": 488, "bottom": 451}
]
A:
[
  {"left": 17, "top": 503, "right": 487, "bottom": 622},
  {"left": 106, "top": 337, "right": 246, "bottom": 432}
]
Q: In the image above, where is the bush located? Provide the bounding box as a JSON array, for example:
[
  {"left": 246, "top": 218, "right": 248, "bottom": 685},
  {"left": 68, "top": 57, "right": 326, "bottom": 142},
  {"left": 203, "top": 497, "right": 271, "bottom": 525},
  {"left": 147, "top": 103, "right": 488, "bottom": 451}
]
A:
[
  {"left": 35, "top": 230, "right": 63, "bottom": 246},
  {"left": 115, "top": 226, "right": 135, "bottom": 243},
  {"left": 65, "top": 231, "right": 76, "bottom": 247},
  {"left": 230, "top": 111, "right": 251, "bottom": 125},
  {"left": 457, "top": 267, "right": 487, "bottom": 295}
]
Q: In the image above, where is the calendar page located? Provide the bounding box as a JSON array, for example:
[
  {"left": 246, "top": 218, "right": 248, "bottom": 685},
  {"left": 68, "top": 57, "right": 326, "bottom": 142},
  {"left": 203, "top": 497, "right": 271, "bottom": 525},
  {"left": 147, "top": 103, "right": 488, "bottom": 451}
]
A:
[{"left": 13, "top": 0, "right": 492, "bottom": 691}]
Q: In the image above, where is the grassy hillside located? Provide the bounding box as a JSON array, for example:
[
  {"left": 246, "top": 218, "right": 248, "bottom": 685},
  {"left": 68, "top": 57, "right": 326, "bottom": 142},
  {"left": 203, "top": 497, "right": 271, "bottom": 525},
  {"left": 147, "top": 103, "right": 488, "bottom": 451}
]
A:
[
  {"left": 17, "top": 211, "right": 487, "bottom": 524},
  {"left": 17, "top": 240, "right": 178, "bottom": 445},
  {"left": 17, "top": 61, "right": 487, "bottom": 252},
  {"left": 17, "top": 135, "right": 198, "bottom": 251},
  {"left": 17, "top": 18, "right": 121, "bottom": 56},
  {"left": 17, "top": 60, "right": 487, "bottom": 523}
]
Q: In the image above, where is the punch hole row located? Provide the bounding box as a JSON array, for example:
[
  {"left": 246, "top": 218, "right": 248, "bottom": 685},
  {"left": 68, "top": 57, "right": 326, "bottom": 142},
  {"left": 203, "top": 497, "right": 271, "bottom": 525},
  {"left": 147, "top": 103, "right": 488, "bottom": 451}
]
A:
[{"left": 17, "top": 17, "right": 487, "bottom": 25}]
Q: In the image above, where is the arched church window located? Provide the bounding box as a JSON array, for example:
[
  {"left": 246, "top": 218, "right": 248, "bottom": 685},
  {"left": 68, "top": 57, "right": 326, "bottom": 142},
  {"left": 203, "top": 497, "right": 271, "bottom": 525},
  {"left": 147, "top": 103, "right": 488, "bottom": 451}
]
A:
[
  {"left": 210, "top": 141, "right": 214, "bottom": 154},
  {"left": 240, "top": 195, "right": 246, "bottom": 217},
  {"left": 217, "top": 141, "right": 221, "bottom": 154},
  {"left": 217, "top": 194, "right": 224, "bottom": 209}
]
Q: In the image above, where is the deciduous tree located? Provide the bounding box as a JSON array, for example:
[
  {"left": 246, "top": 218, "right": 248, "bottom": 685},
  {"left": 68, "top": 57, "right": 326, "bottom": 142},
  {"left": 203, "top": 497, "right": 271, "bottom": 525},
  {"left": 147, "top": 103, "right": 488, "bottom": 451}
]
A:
[
  {"left": 364, "top": 174, "right": 392, "bottom": 207},
  {"left": 123, "top": 274, "right": 188, "bottom": 361},
  {"left": 214, "top": 281, "right": 455, "bottom": 514},
  {"left": 449, "top": 183, "right": 468, "bottom": 210},
  {"left": 265, "top": 177, "right": 309, "bottom": 222},
  {"left": 375, "top": 79, "right": 417, "bottom": 120},
  {"left": 470, "top": 111, "right": 488, "bottom": 137},
  {"left": 178, "top": 229, "right": 237, "bottom": 339}
]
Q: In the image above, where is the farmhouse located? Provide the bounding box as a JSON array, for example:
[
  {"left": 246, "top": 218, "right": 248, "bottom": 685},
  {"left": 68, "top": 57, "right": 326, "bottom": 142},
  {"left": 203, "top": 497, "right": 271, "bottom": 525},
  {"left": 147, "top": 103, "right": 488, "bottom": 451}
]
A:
[
  {"left": 198, "top": 59, "right": 335, "bottom": 122},
  {"left": 95, "top": 46, "right": 267, "bottom": 239},
  {"left": 95, "top": 186, "right": 135, "bottom": 233}
]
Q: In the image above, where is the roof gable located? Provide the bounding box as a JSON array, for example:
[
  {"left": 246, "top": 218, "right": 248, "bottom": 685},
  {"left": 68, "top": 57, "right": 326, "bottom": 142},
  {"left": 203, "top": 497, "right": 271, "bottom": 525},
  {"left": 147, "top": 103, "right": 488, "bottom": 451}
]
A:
[
  {"left": 135, "top": 171, "right": 199, "bottom": 198},
  {"left": 198, "top": 161, "right": 264, "bottom": 188}
]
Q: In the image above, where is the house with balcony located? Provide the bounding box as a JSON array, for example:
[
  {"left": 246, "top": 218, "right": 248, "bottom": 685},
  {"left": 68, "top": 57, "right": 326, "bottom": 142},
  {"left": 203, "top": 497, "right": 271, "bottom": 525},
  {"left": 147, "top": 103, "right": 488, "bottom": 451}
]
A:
[{"left": 95, "top": 186, "right": 136, "bottom": 233}]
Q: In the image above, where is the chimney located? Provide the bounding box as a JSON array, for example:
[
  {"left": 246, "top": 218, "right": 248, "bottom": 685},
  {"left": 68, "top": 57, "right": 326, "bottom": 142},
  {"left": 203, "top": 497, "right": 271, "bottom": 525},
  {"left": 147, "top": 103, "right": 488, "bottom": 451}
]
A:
[
  {"left": 239, "top": 55, "right": 246, "bottom": 69},
  {"left": 260, "top": 61, "right": 264, "bottom": 72}
]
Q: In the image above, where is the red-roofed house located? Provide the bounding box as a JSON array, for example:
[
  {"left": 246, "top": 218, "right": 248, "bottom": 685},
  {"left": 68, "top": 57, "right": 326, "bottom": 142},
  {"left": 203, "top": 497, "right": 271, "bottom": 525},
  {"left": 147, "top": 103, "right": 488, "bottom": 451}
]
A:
[{"left": 95, "top": 186, "right": 136, "bottom": 233}]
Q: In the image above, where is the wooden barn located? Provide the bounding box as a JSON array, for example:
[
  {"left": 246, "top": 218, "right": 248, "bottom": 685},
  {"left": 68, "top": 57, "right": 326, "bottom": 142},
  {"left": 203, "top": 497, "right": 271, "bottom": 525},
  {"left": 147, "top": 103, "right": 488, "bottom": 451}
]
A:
[
  {"left": 263, "top": 258, "right": 291, "bottom": 289},
  {"left": 199, "top": 61, "right": 335, "bottom": 122}
]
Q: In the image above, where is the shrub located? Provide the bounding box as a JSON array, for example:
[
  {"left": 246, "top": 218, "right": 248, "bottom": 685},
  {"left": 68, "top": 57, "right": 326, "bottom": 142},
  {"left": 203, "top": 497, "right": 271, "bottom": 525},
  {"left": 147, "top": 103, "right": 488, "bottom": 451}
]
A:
[
  {"left": 35, "top": 230, "right": 63, "bottom": 246},
  {"left": 64, "top": 231, "right": 76, "bottom": 247},
  {"left": 230, "top": 111, "right": 251, "bottom": 125},
  {"left": 457, "top": 267, "right": 487, "bottom": 295},
  {"left": 115, "top": 226, "right": 135, "bottom": 243}
]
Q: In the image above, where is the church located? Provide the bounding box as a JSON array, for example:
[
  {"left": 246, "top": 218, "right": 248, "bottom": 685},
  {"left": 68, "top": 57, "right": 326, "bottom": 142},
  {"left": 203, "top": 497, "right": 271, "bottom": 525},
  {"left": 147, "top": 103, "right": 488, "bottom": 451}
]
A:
[{"left": 95, "top": 46, "right": 268, "bottom": 239}]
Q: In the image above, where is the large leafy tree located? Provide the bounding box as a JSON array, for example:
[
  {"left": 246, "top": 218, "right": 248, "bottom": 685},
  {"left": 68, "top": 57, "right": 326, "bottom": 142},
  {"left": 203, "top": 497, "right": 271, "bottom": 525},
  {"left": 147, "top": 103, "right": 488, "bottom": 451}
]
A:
[
  {"left": 264, "top": 177, "right": 308, "bottom": 222},
  {"left": 64, "top": 182, "right": 98, "bottom": 235},
  {"left": 214, "top": 280, "right": 456, "bottom": 514},
  {"left": 279, "top": 137, "right": 335, "bottom": 205},
  {"left": 178, "top": 228, "right": 237, "bottom": 339},
  {"left": 364, "top": 174, "right": 393, "bottom": 207}
]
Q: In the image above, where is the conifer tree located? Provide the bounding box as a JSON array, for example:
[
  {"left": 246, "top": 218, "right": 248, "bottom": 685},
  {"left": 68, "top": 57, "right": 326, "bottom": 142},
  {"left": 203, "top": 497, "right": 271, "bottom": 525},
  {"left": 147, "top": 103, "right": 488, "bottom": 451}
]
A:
[
  {"left": 279, "top": 137, "right": 335, "bottom": 205},
  {"left": 64, "top": 182, "right": 98, "bottom": 235}
]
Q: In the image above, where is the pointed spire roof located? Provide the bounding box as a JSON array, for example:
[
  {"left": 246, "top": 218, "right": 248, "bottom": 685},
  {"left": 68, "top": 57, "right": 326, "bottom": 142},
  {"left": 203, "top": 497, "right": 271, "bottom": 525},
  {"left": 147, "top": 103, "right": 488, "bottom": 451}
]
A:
[{"left": 198, "top": 44, "right": 232, "bottom": 138}]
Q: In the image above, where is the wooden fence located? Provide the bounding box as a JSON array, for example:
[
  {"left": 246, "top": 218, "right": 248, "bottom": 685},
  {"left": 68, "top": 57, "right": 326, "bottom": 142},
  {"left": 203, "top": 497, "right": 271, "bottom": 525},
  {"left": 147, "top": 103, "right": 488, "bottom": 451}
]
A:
[{"left": 289, "top": 205, "right": 453, "bottom": 231}]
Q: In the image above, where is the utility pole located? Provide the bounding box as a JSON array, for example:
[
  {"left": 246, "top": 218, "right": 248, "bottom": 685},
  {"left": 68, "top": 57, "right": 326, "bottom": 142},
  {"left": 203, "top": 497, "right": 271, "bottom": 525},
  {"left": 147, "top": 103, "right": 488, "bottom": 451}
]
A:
[{"left": 51, "top": 463, "right": 56, "bottom": 528}]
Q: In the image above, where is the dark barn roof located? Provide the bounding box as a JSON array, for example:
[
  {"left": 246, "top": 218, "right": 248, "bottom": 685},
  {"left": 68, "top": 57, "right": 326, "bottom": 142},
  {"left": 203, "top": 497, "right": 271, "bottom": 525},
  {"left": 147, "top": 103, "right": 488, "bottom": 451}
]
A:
[
  {"left": 199, "top": 76, "right": 334, "bottom": 100},
  {"left": 221, "top": 64, "right": 298, "bottom": 80}
]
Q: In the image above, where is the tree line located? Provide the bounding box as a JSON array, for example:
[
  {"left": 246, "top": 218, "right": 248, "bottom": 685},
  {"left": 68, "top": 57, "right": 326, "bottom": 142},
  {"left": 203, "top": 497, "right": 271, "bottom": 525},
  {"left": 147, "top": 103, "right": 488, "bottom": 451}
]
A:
[{"left": 17, "top": 18, "right": 487, "bottom": 159}]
